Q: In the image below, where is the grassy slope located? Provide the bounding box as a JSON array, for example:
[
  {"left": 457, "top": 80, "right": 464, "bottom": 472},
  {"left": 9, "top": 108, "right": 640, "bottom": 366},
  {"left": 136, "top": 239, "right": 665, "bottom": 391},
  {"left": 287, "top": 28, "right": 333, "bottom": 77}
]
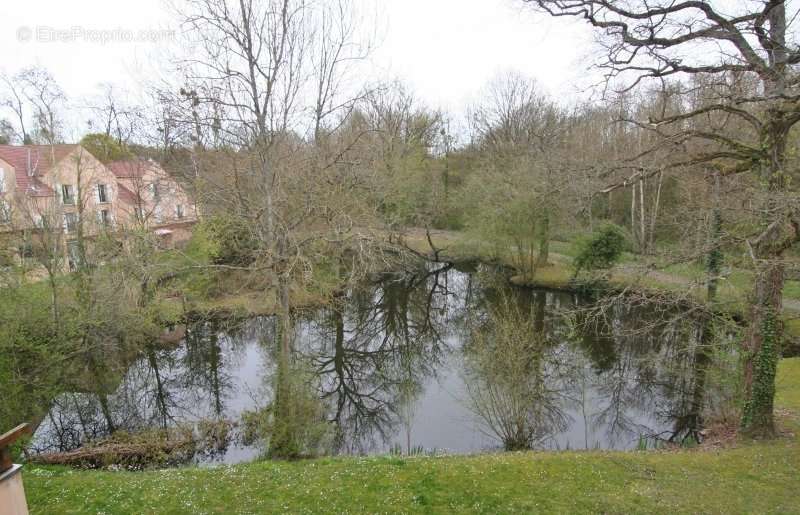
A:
[{"left": 24, "top": 359, "right": 800, "bottom": 514}]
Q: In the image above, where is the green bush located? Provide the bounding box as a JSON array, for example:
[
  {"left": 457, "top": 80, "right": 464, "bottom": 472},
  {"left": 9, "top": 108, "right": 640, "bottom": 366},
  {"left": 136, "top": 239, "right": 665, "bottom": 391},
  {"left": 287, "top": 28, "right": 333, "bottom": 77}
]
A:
[
  {"left": 187, "top": 215, "right": 258, "bottom": 266},
  {"left": 572, "top": 224, "right": 628, "bottom": 277},
  {"left": 79, "top": 133, "right": 133, "bottom": 163}
]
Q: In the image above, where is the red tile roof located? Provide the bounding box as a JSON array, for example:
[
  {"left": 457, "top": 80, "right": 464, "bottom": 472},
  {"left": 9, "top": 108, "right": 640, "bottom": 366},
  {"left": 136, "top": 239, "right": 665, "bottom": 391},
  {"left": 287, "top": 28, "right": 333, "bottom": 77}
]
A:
[
  {"left": 116, "top": 183, "right": 139, "bottom": 205},
  {"left": 107, "top": 159, "right": 151, "bottom": 179},
  {"left": 0, "top": 144, "right": 79, "bottom": 197}
]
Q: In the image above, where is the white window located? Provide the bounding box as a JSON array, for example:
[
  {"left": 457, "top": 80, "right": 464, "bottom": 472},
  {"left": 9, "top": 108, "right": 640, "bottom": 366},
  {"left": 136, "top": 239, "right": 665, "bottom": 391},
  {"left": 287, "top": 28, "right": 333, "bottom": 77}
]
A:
[
  {"left": 0, "top": 167, "right": 5, "bottom": 193},
  {"left": 97, "top": 209, "right": 112, "bottom": 227},
  {"left": 61, "top": 184, "right": 75, "bottom": 205},
  {"left": 0, "top": 200, "right": 10, "bottom": 223},
  {"left": 67, "top": 240, "right": 81, "bottom": 271},
  {"left": 175, "top": 204, "right": 184, "bottom": 220},
  {"left": 149, "top": 183, "right": 160, "bottom": 201},
  {"left": 96, "top": 184, "right": 109, "bottom": 204},
  {"left": 63, "top": 212, "right": 78, "bottom": 233}
]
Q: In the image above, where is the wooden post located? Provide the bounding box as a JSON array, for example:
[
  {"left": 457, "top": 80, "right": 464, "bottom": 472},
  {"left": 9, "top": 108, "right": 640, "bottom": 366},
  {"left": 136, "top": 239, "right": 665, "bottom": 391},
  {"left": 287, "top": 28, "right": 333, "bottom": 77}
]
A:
[{"left": 0, "top": 424, "right": 31, "bottom": 515}]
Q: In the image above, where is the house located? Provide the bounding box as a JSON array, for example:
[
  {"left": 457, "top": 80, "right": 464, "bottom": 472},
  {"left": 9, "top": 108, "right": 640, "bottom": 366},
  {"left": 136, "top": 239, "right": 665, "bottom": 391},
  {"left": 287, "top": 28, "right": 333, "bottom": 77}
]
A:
[
  {"left": 0, "top": 144, "right": 197, "bottom": 267},
  {"left": 107, "top": 158, "right": 197, "bottom": 245}
]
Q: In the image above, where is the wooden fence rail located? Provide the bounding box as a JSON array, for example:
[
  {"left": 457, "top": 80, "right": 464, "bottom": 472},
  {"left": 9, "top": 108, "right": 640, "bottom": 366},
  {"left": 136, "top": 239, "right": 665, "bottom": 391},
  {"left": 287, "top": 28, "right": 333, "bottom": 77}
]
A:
[{"left": 0, "top": 424, "right": 29, "bottom": 473}]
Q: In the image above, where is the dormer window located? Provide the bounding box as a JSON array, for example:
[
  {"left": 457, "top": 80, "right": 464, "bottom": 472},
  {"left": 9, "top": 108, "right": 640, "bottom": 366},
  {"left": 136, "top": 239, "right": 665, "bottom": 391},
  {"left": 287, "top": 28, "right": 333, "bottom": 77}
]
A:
[{"left": 61, "top": 184, "right": 75, "bottom": 205}]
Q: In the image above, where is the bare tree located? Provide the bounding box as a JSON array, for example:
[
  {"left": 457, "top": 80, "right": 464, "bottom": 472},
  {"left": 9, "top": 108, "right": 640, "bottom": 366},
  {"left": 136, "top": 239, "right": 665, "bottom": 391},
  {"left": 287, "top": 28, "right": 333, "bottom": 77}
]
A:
[
  {"left": 470, "top": 72, "right": 574, "bottom": 270},
  {"left": 0, "top": 72, "right": 31, "bottom": 144},
  {"left": 171, "top": 0, "right": 375, "bottom": 457},
  {"left": 19, "top": 67, "right": 67, "bottom": 145},
  {"left": 84, "top": 83, "right": 144, "bottom": 145},
  {"left": 525, "top": 0, "right": 800, "bottom": 436}
]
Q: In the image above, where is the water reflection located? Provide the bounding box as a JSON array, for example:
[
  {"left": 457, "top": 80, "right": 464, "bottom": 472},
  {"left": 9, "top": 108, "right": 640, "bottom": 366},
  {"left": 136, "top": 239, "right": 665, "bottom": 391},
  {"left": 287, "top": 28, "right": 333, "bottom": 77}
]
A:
[
  {"left": 31, "top": 264, "right": 718, "bottom": 464},
  {"left": 300, "top": 263, "right": 456, "bottom": 453}
]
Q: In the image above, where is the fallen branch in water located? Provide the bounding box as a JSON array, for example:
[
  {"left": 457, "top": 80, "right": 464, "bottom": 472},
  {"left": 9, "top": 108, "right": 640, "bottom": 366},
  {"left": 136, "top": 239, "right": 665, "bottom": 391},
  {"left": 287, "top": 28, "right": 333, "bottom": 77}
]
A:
[
  {"left": 29, "top": 421, "right": 234, "bottom": 469},
  {"left": 29, "top": 433, "right": 196, "bottom": 469}
]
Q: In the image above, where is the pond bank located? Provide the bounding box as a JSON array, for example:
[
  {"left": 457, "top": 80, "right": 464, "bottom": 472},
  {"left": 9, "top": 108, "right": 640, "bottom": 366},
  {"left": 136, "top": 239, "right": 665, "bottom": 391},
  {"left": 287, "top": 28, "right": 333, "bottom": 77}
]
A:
[
  {"left": 24, "top": 359, "right": 800, "bottom": 514},
  {"left": 401, "top": 228, "right": 800, "bottom": 345}
]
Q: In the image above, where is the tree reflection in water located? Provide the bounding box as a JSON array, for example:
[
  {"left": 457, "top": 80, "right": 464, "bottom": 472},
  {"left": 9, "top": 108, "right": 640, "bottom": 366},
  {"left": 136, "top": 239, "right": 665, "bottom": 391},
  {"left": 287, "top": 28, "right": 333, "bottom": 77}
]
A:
[
  {"left": 461, "top": 292, "right": 570, "bottom": 451},
  {"left": 29, "top": 263, "right": 733, "bottom": 462},
  {"left": 300, "top": 263, "right": 455, "bottom": 454}
]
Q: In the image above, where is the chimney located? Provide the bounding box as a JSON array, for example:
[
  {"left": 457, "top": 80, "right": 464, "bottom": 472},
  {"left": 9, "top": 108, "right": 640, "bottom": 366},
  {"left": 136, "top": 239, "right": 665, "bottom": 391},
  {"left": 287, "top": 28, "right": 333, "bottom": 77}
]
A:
[{"left": 26, "top": 149, "right": 32, "bottom": 177}]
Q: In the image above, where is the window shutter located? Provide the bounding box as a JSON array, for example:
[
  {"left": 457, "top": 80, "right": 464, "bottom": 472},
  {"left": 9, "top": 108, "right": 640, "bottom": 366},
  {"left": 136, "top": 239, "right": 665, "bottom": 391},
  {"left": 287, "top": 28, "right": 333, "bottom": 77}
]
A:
[
  {"left": 56, "top": 183, "right": 62, "bottom": 204},
  {"left": 95, "top": 185, "right": 101, "bottom": 203}
]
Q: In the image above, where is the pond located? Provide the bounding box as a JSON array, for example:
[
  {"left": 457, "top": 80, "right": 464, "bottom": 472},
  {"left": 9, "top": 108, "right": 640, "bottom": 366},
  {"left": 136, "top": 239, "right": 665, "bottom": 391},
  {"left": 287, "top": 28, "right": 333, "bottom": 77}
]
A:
[{"left": 30, "top": 262, "right": 716, "bottom": 464}]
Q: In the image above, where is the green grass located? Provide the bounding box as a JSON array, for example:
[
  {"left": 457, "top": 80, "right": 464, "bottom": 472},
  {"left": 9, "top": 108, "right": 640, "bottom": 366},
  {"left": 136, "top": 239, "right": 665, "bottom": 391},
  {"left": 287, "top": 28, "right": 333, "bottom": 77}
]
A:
[
  {"left": 777, "top": 357, "right": 800, "bottom": 412},
  {"left": 22, "top": 359, "right": 800, "bottom": 514}
]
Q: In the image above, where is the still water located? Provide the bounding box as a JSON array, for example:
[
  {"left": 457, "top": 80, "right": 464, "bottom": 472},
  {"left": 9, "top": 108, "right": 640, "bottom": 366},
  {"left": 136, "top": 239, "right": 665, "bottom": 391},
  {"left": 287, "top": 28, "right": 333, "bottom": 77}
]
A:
[{"left": 31, "top": 263, "right": 711, "bottom": 464}]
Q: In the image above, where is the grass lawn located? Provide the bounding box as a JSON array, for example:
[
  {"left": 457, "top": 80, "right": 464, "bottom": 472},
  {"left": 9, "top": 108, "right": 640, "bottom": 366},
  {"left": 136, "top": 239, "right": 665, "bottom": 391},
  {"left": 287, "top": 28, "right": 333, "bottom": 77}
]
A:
[{"left": 22, "top": 359, "right": 800, "bottom": 514}]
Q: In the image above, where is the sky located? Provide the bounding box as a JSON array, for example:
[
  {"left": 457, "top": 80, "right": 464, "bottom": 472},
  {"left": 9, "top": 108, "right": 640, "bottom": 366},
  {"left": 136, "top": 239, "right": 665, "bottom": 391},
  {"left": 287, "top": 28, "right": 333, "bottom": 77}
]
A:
[{"left": 0, "top": 0, "right": 594, "bottom": 131}]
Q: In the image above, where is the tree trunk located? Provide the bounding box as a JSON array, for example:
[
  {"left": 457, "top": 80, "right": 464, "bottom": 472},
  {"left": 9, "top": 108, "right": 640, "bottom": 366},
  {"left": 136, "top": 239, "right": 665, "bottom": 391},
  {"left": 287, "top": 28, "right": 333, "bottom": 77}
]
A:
[
  {"left": 630, "top": 181, "right": 637, "bottom": 250},
  {"left": 47, "top": 271, "right": 60, "bottom": 329},
  {"left": 741, "top": 1, "right": 791, "bottom": 435},
  {"left": 648, "top": 170, "right": 663, "bottom": 254},
  {"left": 639, "top": 175, "right": 646, "bottom": 253},
  {"left": 536, "top": 209, "right": 550, "bottom": 267},
  {"left": 706, "top": 173, "right": 723, "bottom": 303},
  {"left": 741, "top": 262, "right": 783, "bottom": 437}
]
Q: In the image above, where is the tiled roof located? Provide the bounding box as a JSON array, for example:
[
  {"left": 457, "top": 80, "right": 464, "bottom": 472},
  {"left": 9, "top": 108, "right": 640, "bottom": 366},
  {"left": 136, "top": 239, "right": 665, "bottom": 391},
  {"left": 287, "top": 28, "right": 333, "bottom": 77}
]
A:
[
  {"left": 116, "top": 183, "right": 139, "bottom": 205},
  {"left": 107, "top": 159, "right": 151, "bottom": 179},
  {"left": 0, "top": 144, "right": 79, "bottom": 196}
]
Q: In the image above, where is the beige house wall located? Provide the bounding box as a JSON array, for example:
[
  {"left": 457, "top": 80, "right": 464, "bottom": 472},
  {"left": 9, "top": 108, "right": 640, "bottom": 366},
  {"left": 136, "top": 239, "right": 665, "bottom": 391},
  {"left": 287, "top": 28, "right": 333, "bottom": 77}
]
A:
[
  {"left": 0, "top": 147, "right": 198, "bottom": 266},
  {"left": 0, "top": 157, "right": 17, "bottom": 232},
  {"left": 116, "top": 163, "right": 196, "bottom": 228},
  {"left": 38, "top": 148, "right": 124, "bottom": 234},
  {"left": 1, "top": 148, "right": 124, "bottom": 236}
]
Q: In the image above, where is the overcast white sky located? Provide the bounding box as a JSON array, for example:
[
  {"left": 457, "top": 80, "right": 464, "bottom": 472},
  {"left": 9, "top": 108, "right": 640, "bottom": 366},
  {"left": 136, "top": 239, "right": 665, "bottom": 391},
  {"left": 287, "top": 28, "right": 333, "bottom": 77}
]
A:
[{"left": 0, "top": 0, "right": 594, "bottom": 128}]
